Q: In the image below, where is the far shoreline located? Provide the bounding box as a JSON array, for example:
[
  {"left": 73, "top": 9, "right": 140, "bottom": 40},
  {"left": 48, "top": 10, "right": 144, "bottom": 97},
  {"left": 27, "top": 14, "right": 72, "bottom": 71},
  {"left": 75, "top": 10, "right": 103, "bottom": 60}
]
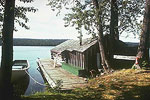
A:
[{"left": 0, "top": 38, "right": 68, "bottom": 46}]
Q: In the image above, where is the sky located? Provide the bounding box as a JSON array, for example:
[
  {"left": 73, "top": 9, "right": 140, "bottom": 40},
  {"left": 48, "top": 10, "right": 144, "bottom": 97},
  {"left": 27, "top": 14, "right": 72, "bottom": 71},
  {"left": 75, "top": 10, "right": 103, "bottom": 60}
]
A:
[
  {"left": 14, "top": 0, "right": 82, "bottom": 39},
  {"left": 14, "top": 0, "right": 139, "bottom": 42}
]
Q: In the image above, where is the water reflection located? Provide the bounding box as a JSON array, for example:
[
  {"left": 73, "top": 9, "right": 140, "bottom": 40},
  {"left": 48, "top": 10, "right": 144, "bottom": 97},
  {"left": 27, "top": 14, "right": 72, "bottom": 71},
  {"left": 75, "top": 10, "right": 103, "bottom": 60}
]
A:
[
  {"left": 12, "top": 73, "right": 29, "bottom": 96},
  {"left": 0, "top": 46, "right": 54, "bottom": 95}
]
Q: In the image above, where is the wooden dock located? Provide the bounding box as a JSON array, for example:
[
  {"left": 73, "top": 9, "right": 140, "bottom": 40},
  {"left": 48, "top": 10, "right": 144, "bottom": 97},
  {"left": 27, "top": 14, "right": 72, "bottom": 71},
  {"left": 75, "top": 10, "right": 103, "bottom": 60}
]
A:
[{"left": 37, "top": 59, "right": 86, "bottom": 90}]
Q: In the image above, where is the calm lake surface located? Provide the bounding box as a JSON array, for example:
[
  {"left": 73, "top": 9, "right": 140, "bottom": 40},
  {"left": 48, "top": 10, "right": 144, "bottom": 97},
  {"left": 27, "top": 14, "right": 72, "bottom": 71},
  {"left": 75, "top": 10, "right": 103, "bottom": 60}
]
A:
[{"left": 0, "top": 46, "right": 54, "bottom": 95}]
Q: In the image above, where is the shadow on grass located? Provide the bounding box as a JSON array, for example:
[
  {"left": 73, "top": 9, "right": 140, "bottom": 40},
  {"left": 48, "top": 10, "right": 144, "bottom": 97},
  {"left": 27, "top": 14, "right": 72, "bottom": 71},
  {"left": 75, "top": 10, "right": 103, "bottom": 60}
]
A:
[
  {"left": 86, "top": 69, "right": 150, "bottom": 100},
  {"left": 20, "top": 78, "right": 150, "bottom": 100},
  {"left": 20, "top": 69, "right": 150, "bottom": 100},
  {"left": 21, "top": 87, "right": 103, "bottom": 100},
  {"left": 115, "top": 85, "right": 150, "bottom": 100},
  {"left": 112, "top": 59, "right": 134, "bottom": 70},
  {"left": 19, "top": 82, "right": 150, "bottom": 100},
  {"left": 22, "top": 94, "right": 78, "bottom": 100},
  {"left": 104, "top": 77, "right": 150, "bottom": 100}
]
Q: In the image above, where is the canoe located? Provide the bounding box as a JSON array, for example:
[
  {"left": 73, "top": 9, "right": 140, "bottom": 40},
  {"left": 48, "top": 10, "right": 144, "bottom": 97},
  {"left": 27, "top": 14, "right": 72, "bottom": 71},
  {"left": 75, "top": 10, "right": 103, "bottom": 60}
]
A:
[{"left": 11, "top": 60, "right": 30, "bottom": 82}]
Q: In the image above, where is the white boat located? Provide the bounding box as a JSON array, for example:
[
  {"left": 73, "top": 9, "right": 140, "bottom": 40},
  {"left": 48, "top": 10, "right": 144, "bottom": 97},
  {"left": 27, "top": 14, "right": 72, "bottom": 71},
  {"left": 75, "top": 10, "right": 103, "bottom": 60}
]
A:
[{"left": 11, "top": 60, "right": 30, "bottom": 82}]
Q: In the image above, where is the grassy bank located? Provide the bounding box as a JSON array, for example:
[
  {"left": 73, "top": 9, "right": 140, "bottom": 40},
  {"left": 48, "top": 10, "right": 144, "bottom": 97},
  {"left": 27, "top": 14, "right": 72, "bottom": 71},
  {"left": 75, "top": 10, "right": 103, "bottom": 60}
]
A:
[{"left": 21, "top": 69, "right": 150, "bottom": 100}]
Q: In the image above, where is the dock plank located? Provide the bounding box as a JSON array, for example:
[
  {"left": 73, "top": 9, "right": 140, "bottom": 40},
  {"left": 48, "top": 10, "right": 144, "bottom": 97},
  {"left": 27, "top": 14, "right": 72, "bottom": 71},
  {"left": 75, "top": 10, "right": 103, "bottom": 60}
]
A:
[{"left": 37, "top": 59, "right": 86, "bottom": 90}]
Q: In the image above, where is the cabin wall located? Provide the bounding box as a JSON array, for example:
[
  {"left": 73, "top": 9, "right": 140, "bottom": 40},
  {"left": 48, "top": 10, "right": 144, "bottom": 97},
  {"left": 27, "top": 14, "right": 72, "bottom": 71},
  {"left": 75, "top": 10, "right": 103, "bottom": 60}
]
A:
[
  {"left": 61, "top": 42, "right": 99, "bottom": 74},
  {"left": 66, "top": 51, "right": 84, "bottom": 69},
  {"left": 62, "top": 50, "right": 86, "bottom": 69},
  {"left": 84, "top": 43, "right": 99, "bottom": 72}
]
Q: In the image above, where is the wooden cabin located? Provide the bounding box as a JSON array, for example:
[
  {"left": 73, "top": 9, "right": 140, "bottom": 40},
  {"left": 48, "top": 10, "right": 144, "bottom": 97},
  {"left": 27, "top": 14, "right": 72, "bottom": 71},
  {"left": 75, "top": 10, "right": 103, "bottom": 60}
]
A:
[{"left": 51, "top": 38, "right": 101, "bottom": 77}]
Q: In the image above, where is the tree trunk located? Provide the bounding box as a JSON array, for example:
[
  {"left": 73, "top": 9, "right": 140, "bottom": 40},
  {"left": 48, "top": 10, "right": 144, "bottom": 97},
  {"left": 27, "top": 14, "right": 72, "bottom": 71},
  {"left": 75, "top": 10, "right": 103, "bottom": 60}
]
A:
[
  {"left": 110, "top": 0, "right": 119, "bottom": 41},
  {"left": 0, "top": 0, "right": 15, "bottom": 99},
  {"left": 92, "top": 0, "right": 111, "bottom": 72},
  {"left": 133, "top": 0, "right": 150, "bottom": 69},
  {"left": 108, "top": 0, "right": 119, "bottom": 65}
]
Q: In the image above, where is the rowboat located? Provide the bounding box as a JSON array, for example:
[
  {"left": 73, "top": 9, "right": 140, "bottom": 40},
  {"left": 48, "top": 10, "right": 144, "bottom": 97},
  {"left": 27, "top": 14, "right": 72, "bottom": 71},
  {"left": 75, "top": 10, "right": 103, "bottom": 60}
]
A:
[{"left": 11, "top": 60, "right": 30, "bottom": 82}]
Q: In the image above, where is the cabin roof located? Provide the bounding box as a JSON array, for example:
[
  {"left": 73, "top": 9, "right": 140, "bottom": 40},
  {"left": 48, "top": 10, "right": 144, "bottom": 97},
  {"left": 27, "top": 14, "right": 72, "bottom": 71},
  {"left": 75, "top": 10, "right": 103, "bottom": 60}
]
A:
[{"left": 51, "top": 38, "right": 98, "bottom": 53}]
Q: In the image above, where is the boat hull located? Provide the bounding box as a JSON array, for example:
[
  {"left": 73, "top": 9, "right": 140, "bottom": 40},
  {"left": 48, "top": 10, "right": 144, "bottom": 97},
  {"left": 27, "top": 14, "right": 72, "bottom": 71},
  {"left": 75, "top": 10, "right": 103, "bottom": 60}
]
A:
[
  {"left": 11, "top": 69, "right": 28, "bottom": 82},
  {"left": 11, "top": 60, "right": 30, "bottom": 82}
]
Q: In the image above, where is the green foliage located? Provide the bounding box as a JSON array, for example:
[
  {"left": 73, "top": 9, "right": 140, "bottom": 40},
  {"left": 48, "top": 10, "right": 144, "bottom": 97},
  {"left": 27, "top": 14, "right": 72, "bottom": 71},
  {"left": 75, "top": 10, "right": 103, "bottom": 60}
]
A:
[
  {"left": 118, "top": 0, "right": 144, "bottom": 36},
  {"left": 14, "top": 5, "right": 37, "bottom": 30},
  {"left": 0, "top": 0, "right": 37, "bottom": 33},
  {"left": 54, "top": 79, "right": 63, "bottom": 90},
  {"left": 47, "top": 0, "right": 70, "bottom": 16},
  {"left": 142, "top": 60, "right": 148, "bottom": 67},
  {"left": 19, "top": 0, "right": 34, "bottom": 3},
  {"left": 46, "top": 80, "right": 63, "bottom": 93},
  {"left": 63, "top": 1, "right": 97, "bottom": 36},
  {"left": 132, "top": 60, "right": 149, "bottom": 69},
  {"left": 48, "top": 0, "right": 145, "bottom": 38}
]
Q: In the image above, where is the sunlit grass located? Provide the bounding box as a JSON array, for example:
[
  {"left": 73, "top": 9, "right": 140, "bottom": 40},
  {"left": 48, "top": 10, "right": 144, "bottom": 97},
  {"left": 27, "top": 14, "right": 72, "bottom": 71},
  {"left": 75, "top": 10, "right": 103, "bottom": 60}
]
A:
[
  {"left": 87, "top": 69, "right": 150, "bottom": 100},
  {"left": 22, "top": 69, "right": 150, "bottom": 100}
]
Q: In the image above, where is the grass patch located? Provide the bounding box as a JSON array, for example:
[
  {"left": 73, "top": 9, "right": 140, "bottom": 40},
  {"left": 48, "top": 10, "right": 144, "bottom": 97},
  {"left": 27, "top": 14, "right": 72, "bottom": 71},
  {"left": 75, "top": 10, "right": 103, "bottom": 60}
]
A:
[{"left": 21, "top": 69, "right": 150, "bottom": 100}]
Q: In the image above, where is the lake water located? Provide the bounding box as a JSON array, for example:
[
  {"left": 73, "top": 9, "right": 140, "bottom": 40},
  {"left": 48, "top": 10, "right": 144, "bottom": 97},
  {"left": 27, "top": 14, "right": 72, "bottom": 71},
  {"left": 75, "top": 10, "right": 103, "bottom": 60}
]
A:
[{"left": 0, "top": 46, "right": 54, "bottom": 95}]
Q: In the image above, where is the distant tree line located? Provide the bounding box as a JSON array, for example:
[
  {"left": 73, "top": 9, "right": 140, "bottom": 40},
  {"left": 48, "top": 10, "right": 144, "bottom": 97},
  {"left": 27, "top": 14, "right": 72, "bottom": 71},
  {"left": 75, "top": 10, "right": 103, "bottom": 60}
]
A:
[{"left": 0, "top": 38, "right": 67, "bottom": 46}]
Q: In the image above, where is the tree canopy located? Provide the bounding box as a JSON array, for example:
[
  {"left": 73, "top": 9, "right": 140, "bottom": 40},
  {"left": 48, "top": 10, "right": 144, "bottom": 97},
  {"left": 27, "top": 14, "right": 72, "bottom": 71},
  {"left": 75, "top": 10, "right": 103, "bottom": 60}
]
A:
[
  {"left": 0, "top": 0, "right": 37, "bottom": 34},
  {"left": 48, "top": 0, "right": 145, "bottom": 38}
]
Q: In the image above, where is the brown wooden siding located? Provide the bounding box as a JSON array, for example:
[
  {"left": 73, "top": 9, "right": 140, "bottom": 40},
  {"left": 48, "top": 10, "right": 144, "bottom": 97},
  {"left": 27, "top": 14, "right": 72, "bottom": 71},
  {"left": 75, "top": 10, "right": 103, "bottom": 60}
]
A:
[{"left": 61, "top": 42, "right": 99, "bottom": 72}]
